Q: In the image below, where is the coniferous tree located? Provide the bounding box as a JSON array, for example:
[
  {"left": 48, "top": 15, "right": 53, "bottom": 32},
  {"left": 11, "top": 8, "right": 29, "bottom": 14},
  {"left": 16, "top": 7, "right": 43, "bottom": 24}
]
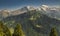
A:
[
  {"left": 0, "top": 21, "right": 11, "bottom": 36},
  {"left": 3, "top": 25, "right": 11, "bottom": 36},
  {"left": 50, "top": 27, "right": 58, "bottom": 36},
  {"left": 0, "top": 21, "right": 4, "bottom": 36},
  {"left": 13, "top": 24, "right": 25, "bottom": 36}
]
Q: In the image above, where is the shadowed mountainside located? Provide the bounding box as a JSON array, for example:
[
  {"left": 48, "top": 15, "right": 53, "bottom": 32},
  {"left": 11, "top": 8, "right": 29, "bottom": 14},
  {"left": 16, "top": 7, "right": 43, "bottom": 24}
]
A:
[{"left": 2, "top": 10, "right": 60, "bottom": 36}]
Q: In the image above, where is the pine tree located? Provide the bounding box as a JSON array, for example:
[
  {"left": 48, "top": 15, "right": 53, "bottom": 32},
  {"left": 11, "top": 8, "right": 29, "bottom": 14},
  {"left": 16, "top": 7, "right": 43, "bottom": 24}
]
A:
[
  {"left": 0, "top": 21, "right": 4, "bottom": 36},
  {"left": 0, "top": 21, "right": 11, "bottom": 36},
  {"left": 3, "top": 25, "right": 11, "bottom": 36},
  {"left": 50, "top": 27, "right": 58, "bottom": 36},
  {"left": 13, "top": 24, "right": 25, "bottom": 36}
]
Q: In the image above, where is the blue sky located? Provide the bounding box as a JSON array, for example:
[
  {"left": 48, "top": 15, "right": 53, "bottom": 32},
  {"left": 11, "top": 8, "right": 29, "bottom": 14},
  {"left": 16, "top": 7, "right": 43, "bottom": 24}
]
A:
[{"left": 0, "top": 0, "right": 60, "bottom": 10}]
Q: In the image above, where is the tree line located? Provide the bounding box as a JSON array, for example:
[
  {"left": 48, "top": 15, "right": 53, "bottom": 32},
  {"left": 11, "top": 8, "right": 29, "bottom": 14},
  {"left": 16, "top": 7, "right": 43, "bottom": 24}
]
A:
[{"left": 0, "top": 21, "right": 58, "bottom": 36}]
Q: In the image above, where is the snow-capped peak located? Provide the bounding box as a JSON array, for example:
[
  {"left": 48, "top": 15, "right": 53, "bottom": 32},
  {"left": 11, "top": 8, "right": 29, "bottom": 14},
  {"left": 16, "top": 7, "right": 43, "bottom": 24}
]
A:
[
  {"left": 40, "top": 5, "right": 50, "bottom": 11},
  {"left": 24, "top": 6, "right": 35, "bottom": 11},
  {"left": 27, "top": 6, "right": 31, "bottom": 9},
  {"left": 1, "top": 9, "right": 10, "bottom": 13},
  {"left": 41, "top": 5, "right": 49, "bottom": 8}
]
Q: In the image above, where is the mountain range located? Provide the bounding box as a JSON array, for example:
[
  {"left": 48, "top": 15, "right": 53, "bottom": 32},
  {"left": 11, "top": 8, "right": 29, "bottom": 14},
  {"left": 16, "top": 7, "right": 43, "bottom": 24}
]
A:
[
  {"left": 0, "top": 5, "right": 60, "bottom": 20},
  {"left": 0, "top": 5, "right": 60, "bottom": 36}
]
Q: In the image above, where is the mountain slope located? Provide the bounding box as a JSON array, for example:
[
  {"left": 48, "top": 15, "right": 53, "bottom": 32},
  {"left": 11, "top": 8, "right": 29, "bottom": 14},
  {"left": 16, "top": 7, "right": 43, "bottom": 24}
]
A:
[{"left": 2, "top": 10, "right": 60, "bottom": 36}]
